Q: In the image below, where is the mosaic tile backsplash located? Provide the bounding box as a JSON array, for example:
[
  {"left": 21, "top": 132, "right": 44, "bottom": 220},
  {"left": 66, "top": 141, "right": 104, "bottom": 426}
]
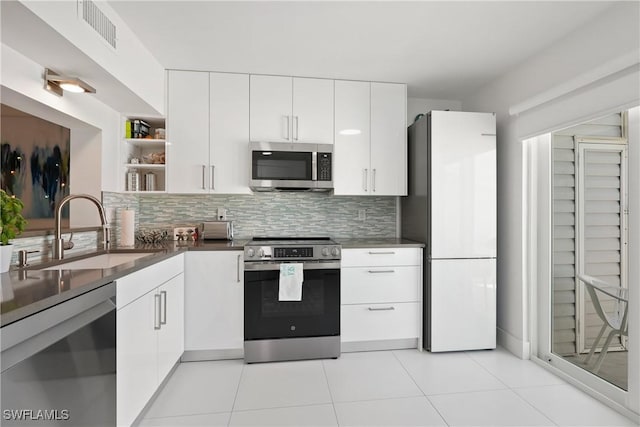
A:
[
  {"left": 8, "top": 192, "right": 397, "bottom": 265},
  {"left": 103, "top": 192, "right": 398, "bottom": 242}
]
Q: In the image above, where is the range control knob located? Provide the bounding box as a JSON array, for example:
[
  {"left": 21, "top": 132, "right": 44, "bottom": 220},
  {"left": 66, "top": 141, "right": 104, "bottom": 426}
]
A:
[
  {"left": 321, "top": 247, "right": 330, "bottom": 257},
  {"left": 258, "top": 248, "right": 265, "bottom": 258},
  {"left": 331, "top": 247, "right": 340, "bottom": 257},
  {"left": 246, "top": 248, "right": 255, "bottom": 258}
]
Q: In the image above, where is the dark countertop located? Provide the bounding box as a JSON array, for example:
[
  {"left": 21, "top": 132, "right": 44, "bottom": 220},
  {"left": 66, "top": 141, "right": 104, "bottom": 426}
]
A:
[
  {"left": 336, "top": 238, "right": 425, "bottom": 248},
  {"left": 0, "top": 237, "right": 420, "bottom": 328}
]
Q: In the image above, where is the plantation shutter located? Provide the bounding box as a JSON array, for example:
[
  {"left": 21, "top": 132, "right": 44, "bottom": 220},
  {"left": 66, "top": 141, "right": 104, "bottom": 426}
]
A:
[
  {"left": 577, "top": 142, "right": 627, "bottom": 352},
  {"left": 551, "top": 112, "right": 627, "bottom": 355}
]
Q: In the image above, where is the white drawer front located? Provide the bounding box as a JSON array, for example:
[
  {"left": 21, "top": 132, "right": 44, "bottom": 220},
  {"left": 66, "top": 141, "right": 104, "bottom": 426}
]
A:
[
  {"left": 341, "top": 266, "right": 420, "bottom": 304},
  {"left": 117, "top": 254, "right": 184, "bottom": 308},
  {"left": 341, "top": 302, "right": 420, "bottom": 343},
  {"left": 342, "top": 248, "right": 422, "bottom": 267}
]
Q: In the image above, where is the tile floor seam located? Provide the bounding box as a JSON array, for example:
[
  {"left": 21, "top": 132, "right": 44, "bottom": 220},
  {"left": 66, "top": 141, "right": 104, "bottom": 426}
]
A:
[
  {"left": 508, "top": 388, "right": 560, "bottom": 427},
  {"left": 228, "top": 361, "right": 246, "bottom": 425},
  {"left": 230, "top": 402, "right": 335, "bottom": 413},
  {"left": 463, "top": 350, "right": 514, "bottom": 390},
  {"left": 143, "top": 409, "right": 231, "bottom": 420},
  {"left": 421, "top": 385, "right": 516, "bottom": 398},
  {"left": 320, "top": 359, "right": 340, "bottom": 426},
  {"left": 391, "top": 350, "right": 451, "bottom": 427}
]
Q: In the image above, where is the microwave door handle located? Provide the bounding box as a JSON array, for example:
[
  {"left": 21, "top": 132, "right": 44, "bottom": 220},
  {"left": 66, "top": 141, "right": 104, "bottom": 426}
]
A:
[{"left": 312, "top": 152, "right": 318, "bottom": 181}]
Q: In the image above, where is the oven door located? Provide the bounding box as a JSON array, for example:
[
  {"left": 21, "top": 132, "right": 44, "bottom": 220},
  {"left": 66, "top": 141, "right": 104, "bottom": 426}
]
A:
[{"left": 244, "top": 262, "right": 340, "bottom": 341}]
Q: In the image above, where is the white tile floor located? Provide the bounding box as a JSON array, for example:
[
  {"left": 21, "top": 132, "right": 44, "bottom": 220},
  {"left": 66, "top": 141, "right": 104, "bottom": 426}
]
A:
[{"left": 139, "top": 347, "right": 637, "bottom": 427}]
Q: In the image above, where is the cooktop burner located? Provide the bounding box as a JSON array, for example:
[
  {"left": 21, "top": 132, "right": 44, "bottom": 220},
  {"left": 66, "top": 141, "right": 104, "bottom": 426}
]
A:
[{"left": 244, "top": 237, "right": 340, "bottom": 261}]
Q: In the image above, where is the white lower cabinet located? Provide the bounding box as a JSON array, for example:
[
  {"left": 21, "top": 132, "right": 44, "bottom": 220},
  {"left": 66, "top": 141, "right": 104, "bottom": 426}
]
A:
[
  {"left": 116, "top": 255, "right": 184, "bottom": 427},
  {"left": 340, "top": 247, "right": 422, "bottom": 351},
  {"left": 184, "top": 251, "right": 244, "bottom": 359}
]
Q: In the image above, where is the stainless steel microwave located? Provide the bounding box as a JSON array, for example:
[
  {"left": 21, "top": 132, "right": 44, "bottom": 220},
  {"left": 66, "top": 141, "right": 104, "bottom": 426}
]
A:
[{"left": 250, "top": 142, "right": 333, "bottom": 191}]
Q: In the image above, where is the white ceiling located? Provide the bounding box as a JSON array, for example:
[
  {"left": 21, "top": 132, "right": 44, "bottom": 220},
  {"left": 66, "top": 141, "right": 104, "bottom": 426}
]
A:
[{"left": 108, "top": 1, "right": 615, "bottom": 99}]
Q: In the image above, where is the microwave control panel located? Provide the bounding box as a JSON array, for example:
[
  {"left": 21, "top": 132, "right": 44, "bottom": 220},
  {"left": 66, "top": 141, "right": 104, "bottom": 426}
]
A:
[{"left": 318, "top": 153, "right": 332, "bottom": 181}]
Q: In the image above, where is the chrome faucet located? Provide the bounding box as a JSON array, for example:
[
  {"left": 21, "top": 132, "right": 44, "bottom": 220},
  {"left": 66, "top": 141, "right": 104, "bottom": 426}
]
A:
[{"left": 54, "top": 194, "right": 110, "bottom": 260}]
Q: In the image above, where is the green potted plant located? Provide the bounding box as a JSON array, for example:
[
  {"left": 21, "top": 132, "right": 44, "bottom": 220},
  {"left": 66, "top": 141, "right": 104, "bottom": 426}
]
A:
[{"left": 0, "top": 190, "right": 27, "bottom": 272}]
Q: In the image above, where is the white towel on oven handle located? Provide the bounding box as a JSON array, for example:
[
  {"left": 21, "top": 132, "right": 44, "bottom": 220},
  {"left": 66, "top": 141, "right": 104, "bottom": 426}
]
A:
[{"left": 279, "top": 263, "right": 304, "bottom": 301}]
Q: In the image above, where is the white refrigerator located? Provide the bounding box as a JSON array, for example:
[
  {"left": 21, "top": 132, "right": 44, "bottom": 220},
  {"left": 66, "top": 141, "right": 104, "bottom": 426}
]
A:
[{"left": 402, "top": 110, "right": 497, "bottom": 352}]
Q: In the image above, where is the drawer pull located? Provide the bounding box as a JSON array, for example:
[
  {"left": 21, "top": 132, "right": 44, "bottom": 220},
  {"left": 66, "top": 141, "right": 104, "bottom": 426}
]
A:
[
  {"left": 368, "top": 251, "right": 396, "bottom": 255},
  {"left": 367, "top": 270, "right": 395, "bottom": 274},
  {"left": 368, "top": 306, "right": 395, "bottom": 311}
]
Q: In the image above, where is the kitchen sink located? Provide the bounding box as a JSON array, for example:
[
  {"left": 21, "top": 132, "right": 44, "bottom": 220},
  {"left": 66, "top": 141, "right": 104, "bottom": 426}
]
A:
[{"left": 34, "top": 250, "right": 162, "bottom": 271}]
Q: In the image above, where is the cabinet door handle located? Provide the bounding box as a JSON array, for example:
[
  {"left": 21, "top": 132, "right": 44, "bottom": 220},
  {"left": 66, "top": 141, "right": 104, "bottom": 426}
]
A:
[
  {"left": 211, "top": 165, "right": 215, "bottom": 190},
  {"left": 154, "top": 293, "right": 162, "bottom": 330},
  {"left": 481, "top": 133, "right": 496, "bottom": 136},
  {"left": 284, "top": 115, "right": 290, "bottom": 140},
  {"left": 372, "top": 168, "right": 377, "bottom": 192},
  {"left": 367, "top": 269, "right": 395, "bottom": 274},
  {"left": 368, "top": 306, "right": 395, "bottom": 311},
  {"left": 160, "top": 290, "right": 167, "bottom": 325},
  {"left": 363, "top": 169, "right": 368, "bottom": 191},
  {"left": 368, "top": 251, "right": 396, "bottom": 255},
  {"left": 201, "top": 165, "right": 206, "bottom": 190},
  {"left": 294, "top": 116, "right": 299, "bottom": 141},
  {"left": 237, "top": 254, "right": 242, "bottom": 283}
]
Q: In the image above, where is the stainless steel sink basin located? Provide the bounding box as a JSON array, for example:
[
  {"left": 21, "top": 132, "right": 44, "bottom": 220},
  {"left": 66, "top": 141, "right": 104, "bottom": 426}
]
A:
[{"left": 37, "top": 251, "right": 160, "bottom": 270}]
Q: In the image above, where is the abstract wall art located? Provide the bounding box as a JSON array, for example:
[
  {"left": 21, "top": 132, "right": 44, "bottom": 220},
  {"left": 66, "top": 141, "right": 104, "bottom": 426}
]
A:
[{"left": 1, "top": 104, "right": 70, "bottom": 228}]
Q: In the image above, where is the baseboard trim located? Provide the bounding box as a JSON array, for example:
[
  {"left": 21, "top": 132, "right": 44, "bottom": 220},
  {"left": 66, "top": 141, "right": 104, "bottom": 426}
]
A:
[
  {"left": 341, "top": 338, "right": 419, "bottom": 353},
  {"left": 181, "top": 348, "right": 243, "bottom": 362},
  {"left": 497, "top": 327, "right": 531, "bottom": 359}
]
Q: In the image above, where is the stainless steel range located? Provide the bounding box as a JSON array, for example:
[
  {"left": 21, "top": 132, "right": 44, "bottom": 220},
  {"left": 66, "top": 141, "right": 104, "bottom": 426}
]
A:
[{"left": 243, "top": 237, "right": 341, "bottom": 363}]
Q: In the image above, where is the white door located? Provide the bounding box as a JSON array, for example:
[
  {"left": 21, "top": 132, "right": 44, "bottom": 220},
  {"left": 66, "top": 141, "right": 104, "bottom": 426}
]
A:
[
  {"left": 157, "top": 273, "right": 184, "bottom": 383},
  {"left": 430, "top": 259, "right": 496, "bottom": 352},
  {"left": 185, "top": 251, "right": 244, "bottom": 351},
  {"left": 250, "top": 75, "right": 292, "bottom": 142},
  {"left": 334, "top": 80, "right": 371, "bottom": 195},
  {"left": 167, "top": 70, "right": 210, "bottom": 193},
  {"left": 210, "top": 72, "right": 251, "bottom": 194},
  {"left": 116, "top": 290, "right": 158, "bottom": 427},
  {"left": 430, "top": 111, "right": 497, "bottom": 258},
  {"left": 370, "top": 82, "right": 407, "bottom": 196},
  {"left": 292, "top": 77, "right": 334, "bottom": 144}
]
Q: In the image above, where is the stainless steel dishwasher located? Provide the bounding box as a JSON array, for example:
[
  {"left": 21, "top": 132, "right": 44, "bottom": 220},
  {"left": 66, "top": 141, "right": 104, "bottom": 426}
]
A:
[{"left": 1, "top": 282, "right": 116, "bottom": 426}]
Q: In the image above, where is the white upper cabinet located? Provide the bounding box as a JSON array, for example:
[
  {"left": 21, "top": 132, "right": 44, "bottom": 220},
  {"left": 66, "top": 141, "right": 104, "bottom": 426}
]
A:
[
  {"left": 167, "top": 70, "right": 250, "bottom": 194},
  {"left": 167, "top": 70, "right": 210, "bottom": 193},
  {"left": 250, "top": 75, "right": 334, "bottom": 144},
  {"left": 250, "top": 75, "right": 292, "bottom": 142},
  {"left": 334, "top": 80, "right": 407, "bottom": 196},
  {"left": 370, "top": 82, "right": 407, "bottom": 196},
  {"left": 292, "top": 77, "right": 334, "bottom": 144},
  {"left": 210, "top": 73, "right": 251, "bottom": 194},
  {"left": 334, "top": 80, "right": 371, "bottom": 195}
]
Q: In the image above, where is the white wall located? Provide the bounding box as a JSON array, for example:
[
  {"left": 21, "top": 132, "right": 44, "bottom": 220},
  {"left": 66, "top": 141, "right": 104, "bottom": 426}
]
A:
[
  {"left": 407, "top": 97, "right": 461, "bottom": 125},
  {"left": 1, "top": 45, "right": 122, "bottom": 220},
  {"left": 19, "top": 0, "right": 165, "bottom": 115},
  {"left": 462, "top": 2, "right": 640, "bottom": 359}
]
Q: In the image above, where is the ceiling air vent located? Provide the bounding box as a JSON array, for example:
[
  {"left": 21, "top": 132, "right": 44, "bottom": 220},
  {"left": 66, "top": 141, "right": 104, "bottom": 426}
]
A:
[{"left": 79, "top": 0, "right": 116, "bottom": 49}]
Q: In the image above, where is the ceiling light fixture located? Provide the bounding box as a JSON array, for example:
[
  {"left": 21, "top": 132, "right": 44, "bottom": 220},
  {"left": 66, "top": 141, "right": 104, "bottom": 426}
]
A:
[{"left": 44, "top": 68, "right": 96, "bottom": 96}]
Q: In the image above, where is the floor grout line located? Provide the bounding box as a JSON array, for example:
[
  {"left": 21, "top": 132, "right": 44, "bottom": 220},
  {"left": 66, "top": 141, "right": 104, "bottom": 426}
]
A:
[
  {"left": 227, "top": 361, "right": 246, "bottom": 426},
  {"left": 320, "top": 360, "right": 340, "bottom": 426},
  {"left": 391, "top": 350, "right": 451, "bottom": 427}
]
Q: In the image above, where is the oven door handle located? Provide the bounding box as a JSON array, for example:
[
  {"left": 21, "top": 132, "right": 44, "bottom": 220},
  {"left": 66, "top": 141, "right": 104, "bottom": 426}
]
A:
[{"left": 243, "top": 261, "right": 341, "bottom": 271}]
